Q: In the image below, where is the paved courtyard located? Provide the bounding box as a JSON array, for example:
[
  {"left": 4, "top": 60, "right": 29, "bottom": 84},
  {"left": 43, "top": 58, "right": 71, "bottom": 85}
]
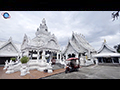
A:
[
  {"left": 42, "top": 64, "right": 120, "bottom": 79},
  {"left": 0, "top": 67, "right": 65, "bottom": 79}
]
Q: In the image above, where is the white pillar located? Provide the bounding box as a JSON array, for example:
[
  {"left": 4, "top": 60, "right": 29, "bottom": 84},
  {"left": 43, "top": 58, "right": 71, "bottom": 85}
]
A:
[
  {"left": 112, "top": 58, "right": 114, "bottom": 63},
  {"left": 26, "top": 50, "right": 29, "bottom": 57},
  {"left": 42, "top": 50, "right": 45, "bottom": 60},
  {"left": 60, "top": 53, "right": 61, "bottom": 60},
  {"left": 81, "top": 53, "right": 83, "bottom": 58},
  {"left": 119, "top": 58, "right": 120, "bottom": 64},
  {"left": 88, "top": 50, "right": 90, "bottom": 59},
  {"left": 95, "top": 58, "right": 98, "bottom": 65},
  {"left": 57, "top": 52, "right": 59, "bottom": 60},
  {"left": 76, "top": 53, "right": 79, "bottom": 58},
  {"left": 101, "top": 58, "right": 103, "bottom": 63},
  {"left": 37, "top": 50, "right": 39, "bottom": 60},
  {"left": 22, "top": 52, "right": 24, "bottom": 57},
  {"left": 66, "top": 54, "right": 68, "bottom": 59}
]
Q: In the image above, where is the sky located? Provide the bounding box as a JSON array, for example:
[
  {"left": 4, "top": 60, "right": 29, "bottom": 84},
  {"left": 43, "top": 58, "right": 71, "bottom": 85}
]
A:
[{"left": 0, "top": 11, "right": 120, "bottom": 51}]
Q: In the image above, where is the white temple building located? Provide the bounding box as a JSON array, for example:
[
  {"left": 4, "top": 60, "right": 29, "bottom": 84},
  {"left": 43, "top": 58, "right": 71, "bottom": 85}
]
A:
[
  {"left": 0, "top": 18, "right": 62, "bottom": 65},
  {"left": 21, "top": 18, "right": 61, "bottom": 63},
  {"left": 0, "top": 37, "right": 21, "bottom": 64},
  {"left": 2, "top": 18, "right": 63, "bottom": 75},
  {"left": 93, "top": 39, "right": 120, "bottom": 64},
  {"left": 63, "top": 32, "right": 96, "bottom": 65}
]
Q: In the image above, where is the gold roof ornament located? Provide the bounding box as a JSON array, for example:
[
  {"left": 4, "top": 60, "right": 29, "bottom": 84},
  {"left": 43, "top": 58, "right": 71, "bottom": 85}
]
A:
[
  {"left": 104, "top": 39, "right": 106, "bottom": 43},
  {"left": 82, "top": 34, "right": 83, "bottom": 37}
]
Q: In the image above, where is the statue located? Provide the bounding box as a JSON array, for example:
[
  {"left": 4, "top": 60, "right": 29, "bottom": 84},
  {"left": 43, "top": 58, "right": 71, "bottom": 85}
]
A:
[
  {"left": 3, "top": 60, "right": 8, "bottom": 70},
  {"left": 5, "top": 60, "right": 14, "bottom": 74},
  {"left": 42, "top": 50, "right": 46, "bottom": 61}
]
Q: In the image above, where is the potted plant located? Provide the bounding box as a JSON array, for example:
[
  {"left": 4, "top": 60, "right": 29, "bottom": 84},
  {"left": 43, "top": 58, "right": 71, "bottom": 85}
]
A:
[
  {"left": 20, "top": 56, "right": 29, "bottom": 64},
  {"left": 20, "top": 56, "right": 30, "bottom": 76},
  {"left": 10, "top": 57, "right": 16, "bottom": 62}
]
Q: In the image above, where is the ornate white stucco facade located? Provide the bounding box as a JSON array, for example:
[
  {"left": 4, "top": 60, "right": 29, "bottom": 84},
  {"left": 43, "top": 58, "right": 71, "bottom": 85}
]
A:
[
  {"left": 2, "top": 18, "right": 63, "bottom": 75},
  {"left": 0, "top": 37, "right": 21, "bottom": 64},
  {"left": 93, "top": 40, "right": 120, "bottom": 64},
  {"left": 0, "top": 18, "right": 97, "bottom": 66},
  {"left": 63, "top": 32, "right": 96, "bottom": 65},
  {"left": 21, "top": 18, "right": 61, "bottom": 63}
]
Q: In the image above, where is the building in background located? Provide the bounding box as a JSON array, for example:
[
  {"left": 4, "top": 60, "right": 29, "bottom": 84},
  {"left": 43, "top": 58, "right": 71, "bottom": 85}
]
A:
[
  {"left": 0, "top": 18, "right": 62, "bottom": 64},
  {"left": 21, "top": 18, "right": 61, "bottom": 63},
  {"left": 63, "top": 32, "right": 96, "bottom": 65},
  {"left": 0, "top": 37, "right": 21, "bottom": 64},
  {"left": 93, "top": 39, "right": 120, "bottom": 64}
]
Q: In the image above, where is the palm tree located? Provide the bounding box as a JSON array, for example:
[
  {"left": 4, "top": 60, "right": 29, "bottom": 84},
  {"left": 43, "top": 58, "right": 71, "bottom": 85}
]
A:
[{"left": 112, "top": 11, "right": 119, "bottom": 21}]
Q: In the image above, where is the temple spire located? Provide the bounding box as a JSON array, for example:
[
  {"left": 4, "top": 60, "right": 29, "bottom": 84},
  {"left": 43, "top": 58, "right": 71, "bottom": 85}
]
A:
[
  {"left": 8, "top": 37, "right": 12, "bottom": 42},
  {"left": 42, "top": 18, "right": 46, "bottom": 25}
]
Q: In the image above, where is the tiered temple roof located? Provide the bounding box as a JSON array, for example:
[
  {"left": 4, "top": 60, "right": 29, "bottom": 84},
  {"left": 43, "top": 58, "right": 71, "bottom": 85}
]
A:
[
  {"left": 21, "top": 18, "right": 60, "bottom": 52},
  {"left": 63, "top": 32, "right": 96, "bottom": 54},
  {"left": 93, "top": 40, "right": 120, "bottom": 57},
  {"left": 0, "top": 37, "right": 21, "bottom": 57}
]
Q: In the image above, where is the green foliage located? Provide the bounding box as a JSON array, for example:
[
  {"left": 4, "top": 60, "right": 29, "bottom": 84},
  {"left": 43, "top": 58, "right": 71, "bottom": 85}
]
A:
[
  {"left": 45, "top": 57, "right": 49, "bottom": 60},
  {"left": 114, "top": 44, "right": 120, "bottom": 53},
  {"left": 52, "top": 56, "right": 56, "bottom": 59},
  {"left": 10, "top": 57, "right": 16, "bottom": 62},
  {"left": 117, "top": 49, "right": 120, "bottom": 53},
  {"left": 20, "top": 56, "right": 29, "bottom": 64}
]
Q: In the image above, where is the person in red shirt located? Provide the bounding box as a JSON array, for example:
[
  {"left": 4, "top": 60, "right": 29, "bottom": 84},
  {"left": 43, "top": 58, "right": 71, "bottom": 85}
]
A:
[{"left": 51, "top": 57, "right": 56, "bottom": 65}]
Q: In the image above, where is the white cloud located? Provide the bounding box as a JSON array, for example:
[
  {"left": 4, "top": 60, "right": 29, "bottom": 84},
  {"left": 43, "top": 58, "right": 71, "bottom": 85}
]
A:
[{"left": 0, "top": 11, "right": 120, "bottom": 52}]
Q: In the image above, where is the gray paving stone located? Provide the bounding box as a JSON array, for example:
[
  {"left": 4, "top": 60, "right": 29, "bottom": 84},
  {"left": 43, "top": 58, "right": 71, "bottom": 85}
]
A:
[{"left": 43, "top": 65, "right": 120, "bottom": 79}]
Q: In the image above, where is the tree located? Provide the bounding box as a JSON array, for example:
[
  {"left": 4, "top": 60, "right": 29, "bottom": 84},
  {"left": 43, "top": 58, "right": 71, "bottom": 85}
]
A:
[
  {"left": 112, "top": 11, "right": 119, "bottom": 21},
  {"left": 112, "top": 11, "right": 120, "bottom": 53},
  {"left": 114, "top": 44, "right": 120, "bottom": 53}
]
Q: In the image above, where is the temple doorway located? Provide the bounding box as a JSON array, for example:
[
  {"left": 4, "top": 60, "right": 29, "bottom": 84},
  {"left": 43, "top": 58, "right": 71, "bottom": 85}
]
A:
[
  {"left": 68, "top": 54, "right": 72, "bottom": 58},
  {"left": 97, "top": 57, "right": 119, "bottom": 63},
  {"left": 0, "top": 57, "right": 15, "bottom": 64},
  {"left": 72, "top": 53, "right": 75, "bottom": 57},
  {"left": 68, "top": 53, "right": 76, "bottom": 58},
  {"left": 104, "top": 58, "right": 112, "bottom": 63}
]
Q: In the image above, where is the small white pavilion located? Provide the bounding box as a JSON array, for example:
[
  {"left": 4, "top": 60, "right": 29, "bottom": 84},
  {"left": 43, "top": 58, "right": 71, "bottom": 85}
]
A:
[
  {"left": 63, "top": 32, "right": 96, "bottom": 65},
  {"left": 0, "top": 37, "right": 21, "bottom": 64},
  {"left": 93, "top": 39, "right": 120, "bottom": 64},
  {"left": 21, "top": 18, "right": 61, "bottom": 63}
]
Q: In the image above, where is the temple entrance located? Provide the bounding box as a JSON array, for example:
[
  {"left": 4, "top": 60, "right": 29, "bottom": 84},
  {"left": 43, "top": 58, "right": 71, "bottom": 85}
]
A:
[
  {"left": 113, "top": 57, "right": 119, "bottom": 63},
  {"left": 68, "top": 54, "right": 72, "bottom": 58},
  {"left": 72, "top": 53, "right": 75, "bottom": 57},
  {"left": 0, "top": 57, "right": 15, "bottom": 64},
  {"left": 98, "top": 57, "right": 102, "bottom": 63},
  {"left": 68, "top": 53, "right": 76, "bottom": 58},
  {"left": 97, "top": 57, "right": 119, "bottom": 64},
  {"left": 104, "top": 58, "right": 112, "bottom": 63}
]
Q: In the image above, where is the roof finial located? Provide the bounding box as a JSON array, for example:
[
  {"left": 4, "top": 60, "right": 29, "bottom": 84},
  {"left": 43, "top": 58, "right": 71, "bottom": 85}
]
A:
[
  {"left": 104, "top": 39, "right": 106, "bottom": 43},
  {"left": 42, "top": 18, "right": 46, "bottom": 24},
  {"left": 82, "top": 34, "right": 83, "bottom": 37},
  {"left": 8, "top": 37, "right": 12, "bottom": 42}
]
